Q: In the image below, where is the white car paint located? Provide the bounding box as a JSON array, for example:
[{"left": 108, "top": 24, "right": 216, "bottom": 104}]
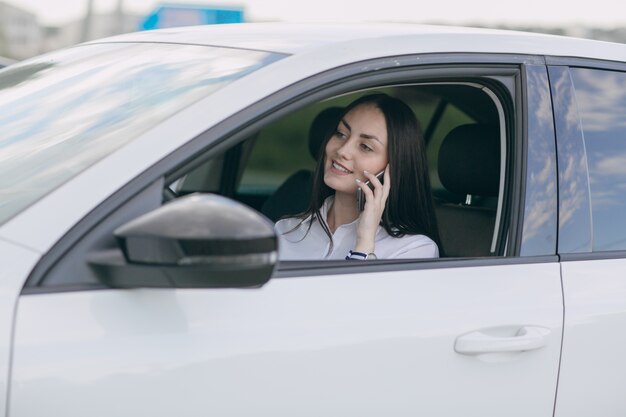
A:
[
  {"left": 555, "top": 259, "right": 626, "bottom": 416},
  {"left": 11, "top": 263, "right": 562, "bottom": 416},
  {"left": 98, "top": 23, "right": 626, "bottom": 60},
  {"left": 0, "top": 239, "right": 41, "bottom": 410}
]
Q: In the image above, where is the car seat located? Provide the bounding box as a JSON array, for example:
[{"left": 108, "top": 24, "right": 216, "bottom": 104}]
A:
[
  {"left": 261, "top": 106, "right": 343, "bottom": 221},
  {"left": 435, "top": 123, "right": 501, "bottom": 257}
]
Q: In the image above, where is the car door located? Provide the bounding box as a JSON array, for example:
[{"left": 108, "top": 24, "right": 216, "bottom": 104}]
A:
[
  {"left": 549, "top": 62, "right": 626, "bottom": 416},
  {"left": 8, "top": 58, "right": 563, "bottom": 416}
]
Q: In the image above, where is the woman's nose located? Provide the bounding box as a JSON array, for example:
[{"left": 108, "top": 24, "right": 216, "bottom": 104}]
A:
[{"left": 336, "top": 140, "right": 354, "bottom": 159}]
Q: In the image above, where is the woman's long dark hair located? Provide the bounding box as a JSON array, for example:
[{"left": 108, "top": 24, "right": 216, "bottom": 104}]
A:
[{"left": 296, "top": 93, "right": 442, "bottom": 254}]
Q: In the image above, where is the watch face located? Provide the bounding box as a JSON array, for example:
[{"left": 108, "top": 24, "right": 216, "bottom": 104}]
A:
[{"left": 367, "top": 253, "right": 377, "bottom": 260}]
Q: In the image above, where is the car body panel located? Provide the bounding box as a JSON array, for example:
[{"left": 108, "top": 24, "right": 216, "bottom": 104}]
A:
[
  {"left": 556, "top": 259, "right": 626, "bottom": 417},
  {"left": 94, "top": 23, "right": 626, "bottom": 62},
  {"left": 11, "top": 262, "right": 562, "bottom": 416},
  {"left": 0, "top": 239, "right": 40, "bottom": 410}
]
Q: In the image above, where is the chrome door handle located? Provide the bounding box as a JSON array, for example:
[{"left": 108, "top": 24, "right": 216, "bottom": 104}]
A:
[{"left": 454, "top": 326, "right": 551, "bottom": 355}]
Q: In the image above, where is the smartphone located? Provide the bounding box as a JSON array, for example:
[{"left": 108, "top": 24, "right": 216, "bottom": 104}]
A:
[{"left": 356, "top": 170, "right": 385, "bottom": 211}]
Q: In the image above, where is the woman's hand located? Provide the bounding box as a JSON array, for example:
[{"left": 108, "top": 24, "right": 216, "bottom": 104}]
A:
[{"left": 354, "top": 165, "right": 390, "bottom": 254}]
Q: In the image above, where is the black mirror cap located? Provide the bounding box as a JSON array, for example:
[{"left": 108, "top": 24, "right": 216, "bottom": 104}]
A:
[
  {"left": 89, "top": 249, "right": 275, "bottom": 289},
  {"left": 88, "top": 194, "right": 278, "bottom": 289},
  {"left": 114, "top": 193, "right": 276, "bottom": 266}
]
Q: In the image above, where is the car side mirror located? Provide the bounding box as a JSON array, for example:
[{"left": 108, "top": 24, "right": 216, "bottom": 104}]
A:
[{"left": 89, "top": 194, "right": 277, "bottom": 288}]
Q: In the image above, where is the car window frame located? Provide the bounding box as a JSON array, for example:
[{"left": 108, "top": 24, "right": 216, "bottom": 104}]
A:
[{"left": 24, "top": 53, "right": 556, "bottom": 293}]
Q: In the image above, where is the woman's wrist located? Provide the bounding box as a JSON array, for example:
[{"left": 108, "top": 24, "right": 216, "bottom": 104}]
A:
[
  {"left": 354, "top": 239, "right": 374, "bottom": 254},
  {"left": 346, "top": 237, "right": 376, "bottom": 260}
]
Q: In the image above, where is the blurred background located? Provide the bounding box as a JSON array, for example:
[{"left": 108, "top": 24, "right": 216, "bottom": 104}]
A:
[{"left": 1, "top": 0, "right": 626, "bottom": 62}]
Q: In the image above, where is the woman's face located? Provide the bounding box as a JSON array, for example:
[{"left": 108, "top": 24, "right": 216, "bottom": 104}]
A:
[{"left": 323, "top": 103, "right": 389, "bottom": 195}]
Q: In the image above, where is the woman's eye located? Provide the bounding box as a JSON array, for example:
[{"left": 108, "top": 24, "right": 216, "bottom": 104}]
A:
[
  {"left": 360, "top": 143, "right": 373, "bottom": 152},
  {"left": 334, "top": 130, "right": 347, "bottom": 139}
]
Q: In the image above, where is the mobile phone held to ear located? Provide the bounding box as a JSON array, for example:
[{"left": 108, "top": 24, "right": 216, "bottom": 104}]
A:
[{"left": 357, "top": 170, "right": 385, "bottom": 211}]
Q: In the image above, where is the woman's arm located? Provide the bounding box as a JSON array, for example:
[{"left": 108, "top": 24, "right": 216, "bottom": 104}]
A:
[{"left": 353, "top": 165, "right": 390, "bottom": 255}]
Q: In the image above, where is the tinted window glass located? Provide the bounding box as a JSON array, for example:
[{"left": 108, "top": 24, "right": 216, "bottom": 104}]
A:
[
  {"left": 550, "top": 66, "right": 592, "bottom": 253},
  {"left": 522, "top": 65, "right": 557, "bottom": 256},
  {"left": 238, "top": 104, "right": 321, "bottom": 195},
  {"left": 571, "top": 67, "right": 626, "bottom": 251}
]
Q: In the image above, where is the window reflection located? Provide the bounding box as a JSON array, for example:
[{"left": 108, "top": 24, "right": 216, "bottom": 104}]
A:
[
  {"left": 571, "top": 67, "right": 626, "bottom": 251},
  {"left": 521, "top": 65, "right": 557, "bottom": 256},
  {"left": 550, "top": 66, "right": 592, "bottom": 253},
  {"left": 0, "top": 43, "right": 281, "bottom": 225}
]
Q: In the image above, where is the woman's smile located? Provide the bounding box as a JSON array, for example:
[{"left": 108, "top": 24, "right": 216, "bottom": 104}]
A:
[{"left": 330, "top": 160, "right": 353, "bottom": 175}]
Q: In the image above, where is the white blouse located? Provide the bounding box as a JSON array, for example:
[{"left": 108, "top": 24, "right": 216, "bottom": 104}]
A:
[{"left": 275, "top": 197, "right": 439, "bottom": 260}]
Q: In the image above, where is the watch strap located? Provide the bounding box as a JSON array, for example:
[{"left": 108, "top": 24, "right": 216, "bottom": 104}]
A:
[{"left": 345, "top": 250, "right": 377, "bottom": 260}]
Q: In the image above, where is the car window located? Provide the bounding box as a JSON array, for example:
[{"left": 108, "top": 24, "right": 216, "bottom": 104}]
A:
[
  {"left": 237, "top": 104, "right": 321, "bottom": 197},
  {"left": 237, "top": 86, "right": 482, "bottom": 205},
  {"left": 0, "top": 43, "right": 282, "bottom": 226},
  {"left": 170, "top": 83, "right": 506, "bottom": 258},
  {"left": 35, "top": 68, "right": 522, "bottom": 290},
  {"left": 570, "top": 67, "right": 626, "bottom": 251}
]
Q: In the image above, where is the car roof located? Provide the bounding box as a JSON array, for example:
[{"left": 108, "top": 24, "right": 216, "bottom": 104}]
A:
[{"left": 90, "top": 22, "right": 626, "bottom": 62}]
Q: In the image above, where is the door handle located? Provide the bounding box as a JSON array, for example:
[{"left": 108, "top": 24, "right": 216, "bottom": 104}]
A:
[{"left": 454, "top": 326, "right": 551, "bottom": 355}]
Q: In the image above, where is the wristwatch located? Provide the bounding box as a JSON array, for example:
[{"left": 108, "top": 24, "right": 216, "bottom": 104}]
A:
[{"left": 346, "top": 250, "right": 377, "bottom": 260}]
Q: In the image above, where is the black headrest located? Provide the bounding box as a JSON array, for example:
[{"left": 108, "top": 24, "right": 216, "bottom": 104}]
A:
[
  {"left": 438, "top": 124, "right": 500, "bottom": 197},
  {"left": 308, "top": 106, "right": 343, "bottom": 161}
]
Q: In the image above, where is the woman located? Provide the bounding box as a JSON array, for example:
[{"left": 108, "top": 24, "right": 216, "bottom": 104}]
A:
[{"left": 275, "top": 93, "right": 441, "bottom": 260}]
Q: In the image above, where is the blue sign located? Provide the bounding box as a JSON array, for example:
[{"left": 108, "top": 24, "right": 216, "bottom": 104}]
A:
[{"left": 141, "top": 4, "right": 244, "bottom": 30}]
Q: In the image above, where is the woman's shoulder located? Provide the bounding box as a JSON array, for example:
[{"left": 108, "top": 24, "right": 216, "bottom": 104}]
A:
[
  {"left": 275, "top": 215, "right": 315, "bottom": 241},
  {"left": 275, "top": 216, "right": 300, "bottom": 233}
]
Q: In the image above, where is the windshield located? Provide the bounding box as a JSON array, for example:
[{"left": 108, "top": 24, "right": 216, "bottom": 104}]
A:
[{"left": 0, "top": 42, "right": 282, "bottom": 225}]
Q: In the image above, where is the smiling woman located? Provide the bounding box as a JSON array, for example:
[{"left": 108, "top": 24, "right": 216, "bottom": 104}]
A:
[{"left": 275, "top": 93, "right": 441, "bottom": 260}]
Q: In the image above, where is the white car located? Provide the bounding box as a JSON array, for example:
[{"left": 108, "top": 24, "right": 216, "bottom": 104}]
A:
[{"left": 1, "top": 23, "right": 626, "bottom": 416}]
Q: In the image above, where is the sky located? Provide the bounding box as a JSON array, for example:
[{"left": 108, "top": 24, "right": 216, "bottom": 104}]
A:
[{"left": 8, "top": 0, "right": 626, "bottom": 28}]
